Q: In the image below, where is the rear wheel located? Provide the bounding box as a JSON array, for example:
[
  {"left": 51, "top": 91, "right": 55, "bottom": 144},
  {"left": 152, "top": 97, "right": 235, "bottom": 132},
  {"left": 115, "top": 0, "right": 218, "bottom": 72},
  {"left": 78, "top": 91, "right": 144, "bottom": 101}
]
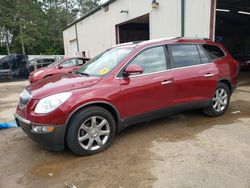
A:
[
  {"left": 66, "top": 106, "right": 116, "bottom": 156},
  {"left": 203, "top": 82, "right": 230, "bottom": 117}
]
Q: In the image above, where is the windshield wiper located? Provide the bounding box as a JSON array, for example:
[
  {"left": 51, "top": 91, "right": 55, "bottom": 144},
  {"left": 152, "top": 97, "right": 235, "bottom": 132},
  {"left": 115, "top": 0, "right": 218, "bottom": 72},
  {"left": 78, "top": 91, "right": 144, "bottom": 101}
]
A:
[{"left": 76, "top": 71, "right": 90, "bottom": 77}]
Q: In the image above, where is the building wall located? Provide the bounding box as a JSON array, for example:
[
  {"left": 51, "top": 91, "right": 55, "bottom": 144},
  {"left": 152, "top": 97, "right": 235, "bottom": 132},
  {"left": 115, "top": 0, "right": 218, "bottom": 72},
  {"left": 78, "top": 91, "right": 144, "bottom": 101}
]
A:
[
  {"left": 63, "top": 25, "right": 77, "bottom": 56},
  {"left": 185, "top": 0, "right": 211, "bottom": 38},
  {"left": 63, "top": 0, "right": 212, "bottom": 57},
  {"left": 150, "top": 0, "right": 182, "bottom": 39},
  {"left": 71, "top": 0, "right": 152, "bottom": 57}
]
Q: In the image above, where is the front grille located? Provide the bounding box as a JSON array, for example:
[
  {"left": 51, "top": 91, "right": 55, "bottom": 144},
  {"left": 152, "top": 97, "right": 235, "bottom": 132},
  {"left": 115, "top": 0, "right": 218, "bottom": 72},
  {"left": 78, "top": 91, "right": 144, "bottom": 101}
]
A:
[{"left": 19, "top": 89, "right": 31, "bottom": 109}]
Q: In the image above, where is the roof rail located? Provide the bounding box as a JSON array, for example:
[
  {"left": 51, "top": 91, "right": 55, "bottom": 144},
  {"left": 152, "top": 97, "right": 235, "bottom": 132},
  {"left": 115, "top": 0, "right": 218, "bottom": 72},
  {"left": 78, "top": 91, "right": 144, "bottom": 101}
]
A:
[
  {"left": 112, "top": 41, "right": 143, "bottom": 48},
  {"left": 112, "top": 37, "right": 211, "bottom": 48},
  {"left": 140, "top": 37, "right": 179, "bottom": 44},
  {"left": 177, "top": 37, "right": 210, "bottom": 40}
]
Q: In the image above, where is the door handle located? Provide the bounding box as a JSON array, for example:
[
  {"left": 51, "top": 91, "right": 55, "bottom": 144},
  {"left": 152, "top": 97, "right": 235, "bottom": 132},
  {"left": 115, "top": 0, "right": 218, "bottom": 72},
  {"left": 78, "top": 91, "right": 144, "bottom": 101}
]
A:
[
  {"left": 161, "top": 80, "right": 173, "bottom": 85},
  {"left": 204, "top": 73, "right": 215, "bottom": 78}
]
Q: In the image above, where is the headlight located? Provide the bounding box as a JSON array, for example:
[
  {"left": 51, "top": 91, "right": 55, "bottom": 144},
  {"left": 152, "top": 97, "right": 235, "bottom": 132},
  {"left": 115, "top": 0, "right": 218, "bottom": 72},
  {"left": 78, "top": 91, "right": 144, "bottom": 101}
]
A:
[{"left": 35, "top": 92, "right": 72, "bottom": 114}]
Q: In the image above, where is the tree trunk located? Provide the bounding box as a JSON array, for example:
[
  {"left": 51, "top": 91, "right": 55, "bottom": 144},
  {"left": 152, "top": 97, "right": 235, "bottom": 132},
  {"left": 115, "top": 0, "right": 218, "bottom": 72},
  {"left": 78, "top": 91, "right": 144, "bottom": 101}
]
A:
[
  {"left": 17, "top": 0, "right": 25, "bottom": 54},
  {"left": 19, "top": 22, "right": 25, "bottom": 54},
  {"left": 5, "top": 31, "right": 10, "bottom": 55}
]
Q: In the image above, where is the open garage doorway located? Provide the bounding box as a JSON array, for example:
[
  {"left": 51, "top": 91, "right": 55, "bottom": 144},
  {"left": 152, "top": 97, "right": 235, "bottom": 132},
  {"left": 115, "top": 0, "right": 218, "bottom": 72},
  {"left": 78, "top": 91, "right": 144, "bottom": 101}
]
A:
[
  {"left": 116, "top": 14, "right": 149, "bottom": 44},
  {"left": 216, "top": 0, "right": 250, "bottom": 68}
]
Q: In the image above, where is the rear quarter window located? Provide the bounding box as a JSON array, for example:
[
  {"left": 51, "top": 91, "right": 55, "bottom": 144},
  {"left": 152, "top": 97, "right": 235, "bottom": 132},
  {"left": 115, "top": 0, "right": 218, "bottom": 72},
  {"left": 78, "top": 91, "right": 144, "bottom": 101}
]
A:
[
  {"left": 197, "top": 45, "right": 210, "bottom": 64},
  {"left": 169, "top": 44, "right": 201, "bottom": 68},
  {"left": 202, "top": 44, "right": 225, "bottom": 60}
]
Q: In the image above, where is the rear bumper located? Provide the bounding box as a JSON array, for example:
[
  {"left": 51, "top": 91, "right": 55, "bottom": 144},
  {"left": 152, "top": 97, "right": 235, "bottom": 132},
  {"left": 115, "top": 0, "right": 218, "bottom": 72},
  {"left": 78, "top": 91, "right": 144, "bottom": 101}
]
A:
[{"left": 14, "top": 113, "right": 65, "bottom": 151}]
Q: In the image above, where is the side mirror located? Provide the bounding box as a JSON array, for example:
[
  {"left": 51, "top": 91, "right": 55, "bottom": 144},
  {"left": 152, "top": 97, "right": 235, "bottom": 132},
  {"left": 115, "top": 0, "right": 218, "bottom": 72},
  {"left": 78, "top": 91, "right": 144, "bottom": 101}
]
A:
[
  {"left": 58, "top": 65, "right": 63, "bottom": 69},
  {"left": 123, "top": 64, "right": 143, "bottom": 77}
]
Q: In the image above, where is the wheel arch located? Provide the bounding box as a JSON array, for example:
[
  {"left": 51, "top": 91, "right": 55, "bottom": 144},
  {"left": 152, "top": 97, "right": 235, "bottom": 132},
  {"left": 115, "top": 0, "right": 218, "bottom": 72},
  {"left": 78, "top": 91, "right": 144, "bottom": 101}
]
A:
[
  {"left": 65, "top": 101, "right": 123, "bottom": 136},
  {"left": 218, "top": 78, "right": 232, "bottom": 95},
  {"left": 43, "top": 74, "right": 53, "bottom": 79}
]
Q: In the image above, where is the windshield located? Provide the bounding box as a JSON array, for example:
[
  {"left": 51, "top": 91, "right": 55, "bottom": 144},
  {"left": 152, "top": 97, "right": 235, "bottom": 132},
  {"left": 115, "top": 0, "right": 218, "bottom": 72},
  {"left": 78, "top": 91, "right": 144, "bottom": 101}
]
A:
[
  {"left": 47, "top": 58, "right": 64, "bottom": 68},
  {"left": 76, "top": 47, "right": 133, "bottom": 77}
]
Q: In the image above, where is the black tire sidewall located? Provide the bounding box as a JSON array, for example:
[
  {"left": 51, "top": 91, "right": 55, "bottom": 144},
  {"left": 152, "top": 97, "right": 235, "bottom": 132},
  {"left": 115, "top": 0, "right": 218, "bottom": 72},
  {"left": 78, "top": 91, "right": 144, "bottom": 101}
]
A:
[
  {"left": 66, "top": 107, "right": 116, "bottom": 156},
  {"left": 207, "top": 82, "right": 231, "bottom": 116}
]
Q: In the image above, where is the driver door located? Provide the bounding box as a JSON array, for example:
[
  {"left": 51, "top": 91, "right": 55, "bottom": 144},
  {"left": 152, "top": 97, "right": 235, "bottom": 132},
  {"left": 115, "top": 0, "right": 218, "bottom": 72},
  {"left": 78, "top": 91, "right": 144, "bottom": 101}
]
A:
[{"left": 118, "top": 46, "right": 173, "bottom": 119}]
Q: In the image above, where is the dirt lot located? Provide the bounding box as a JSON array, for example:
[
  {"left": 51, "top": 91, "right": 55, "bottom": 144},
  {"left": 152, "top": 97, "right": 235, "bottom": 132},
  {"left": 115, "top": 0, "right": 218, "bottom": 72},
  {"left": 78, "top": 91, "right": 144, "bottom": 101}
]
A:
[{"left": 0, "top": 74, "right": 250, "bottom": 188}]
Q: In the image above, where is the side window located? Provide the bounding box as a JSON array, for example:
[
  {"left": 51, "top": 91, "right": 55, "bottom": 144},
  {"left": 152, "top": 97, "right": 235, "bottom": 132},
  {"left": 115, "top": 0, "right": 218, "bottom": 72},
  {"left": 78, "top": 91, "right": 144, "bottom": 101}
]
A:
[
  {"left": 78, "top": 59, "right": 84, "bottom": 66},
  {"left": 197, "top": 45, "right": 210, "bottom": 64},
  {"left": 130, "top": 46, "right": 167, "bottom": 74},
  {"left": 170, "top": 45, "right": 201, "bottom": 68},
  {"left": 202, "top": 44, "right": 225, "bottom": 60},
  {"left": 61, "top": 59, "right": 77, "bottom": 68}
]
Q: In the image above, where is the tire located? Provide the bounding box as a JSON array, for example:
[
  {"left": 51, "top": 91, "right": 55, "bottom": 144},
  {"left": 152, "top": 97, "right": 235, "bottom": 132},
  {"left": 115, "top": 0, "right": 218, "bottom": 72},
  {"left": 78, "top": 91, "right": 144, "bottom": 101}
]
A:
[
  {"left": 203, "top": 82, "right": 230, "bottom": 117},
  {"left": 66, "top": 106, "right": 116, "bottom": 156}
]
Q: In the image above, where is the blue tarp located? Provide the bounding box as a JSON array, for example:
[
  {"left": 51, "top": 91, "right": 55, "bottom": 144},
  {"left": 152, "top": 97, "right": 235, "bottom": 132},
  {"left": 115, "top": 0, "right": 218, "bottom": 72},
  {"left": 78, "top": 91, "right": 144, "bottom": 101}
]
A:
[{"left": 0, "top": 121, "right": 18, "bottom": 129}]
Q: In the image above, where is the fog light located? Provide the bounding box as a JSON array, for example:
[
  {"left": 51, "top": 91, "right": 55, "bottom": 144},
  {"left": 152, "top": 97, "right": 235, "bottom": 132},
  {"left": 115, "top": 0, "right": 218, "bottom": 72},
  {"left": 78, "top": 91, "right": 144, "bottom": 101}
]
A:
[{"left": 31, "top": 125, "right": 55, "bottom": 133}]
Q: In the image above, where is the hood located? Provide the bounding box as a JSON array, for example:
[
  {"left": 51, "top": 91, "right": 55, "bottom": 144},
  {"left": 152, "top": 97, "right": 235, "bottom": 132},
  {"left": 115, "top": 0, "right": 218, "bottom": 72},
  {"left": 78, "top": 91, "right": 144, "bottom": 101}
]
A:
[
  {"left": 30, "top": 67, "right": 54, "bottom": 77},
  {"left": 28, "top": 73, "right": 102, "bottom": 99}
]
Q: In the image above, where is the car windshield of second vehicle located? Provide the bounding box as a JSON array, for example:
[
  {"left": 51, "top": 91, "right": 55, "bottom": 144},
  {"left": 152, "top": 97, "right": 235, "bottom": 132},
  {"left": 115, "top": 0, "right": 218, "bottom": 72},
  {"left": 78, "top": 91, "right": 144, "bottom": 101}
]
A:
[
  {"left": 47, "top": 58, "right": 64, "bottom": 68},
  {"left": 77, "top": 47, "right": 133, "bottom": 77}
]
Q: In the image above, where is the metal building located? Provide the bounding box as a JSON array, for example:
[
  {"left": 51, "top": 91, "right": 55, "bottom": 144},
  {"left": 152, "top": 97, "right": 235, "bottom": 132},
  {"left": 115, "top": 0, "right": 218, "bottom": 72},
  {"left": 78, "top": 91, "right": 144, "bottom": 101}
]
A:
[{"left": 63, "top": 0, "right": 249, "bottom": 59}]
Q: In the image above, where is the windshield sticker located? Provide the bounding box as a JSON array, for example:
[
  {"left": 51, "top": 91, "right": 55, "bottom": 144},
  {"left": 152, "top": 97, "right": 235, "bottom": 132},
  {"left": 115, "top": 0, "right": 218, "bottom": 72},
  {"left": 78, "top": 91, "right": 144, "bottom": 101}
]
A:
[{"left": 98, "top": 68, "right": 110, "bottom": 75}]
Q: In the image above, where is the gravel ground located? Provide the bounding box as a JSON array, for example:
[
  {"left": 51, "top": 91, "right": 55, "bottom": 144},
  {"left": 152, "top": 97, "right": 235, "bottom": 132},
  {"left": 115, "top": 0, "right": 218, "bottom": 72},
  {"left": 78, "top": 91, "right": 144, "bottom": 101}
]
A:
[{"left": 0, "top": 73, "right": 250, "bottom": 188}]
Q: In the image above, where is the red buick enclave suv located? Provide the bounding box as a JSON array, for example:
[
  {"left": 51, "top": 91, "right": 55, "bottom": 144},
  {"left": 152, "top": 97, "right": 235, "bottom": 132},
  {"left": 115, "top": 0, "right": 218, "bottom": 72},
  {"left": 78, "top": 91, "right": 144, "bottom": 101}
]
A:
[{"left": 15, "top": 38, "right": 239, "bottom": 155}]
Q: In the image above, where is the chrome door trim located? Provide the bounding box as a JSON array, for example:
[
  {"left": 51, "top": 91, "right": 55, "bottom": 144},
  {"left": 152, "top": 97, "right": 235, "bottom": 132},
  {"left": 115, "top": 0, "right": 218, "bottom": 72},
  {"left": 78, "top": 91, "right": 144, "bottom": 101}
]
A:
[{"left": 115, "top": 63, "right": 211, "bottom": 79}]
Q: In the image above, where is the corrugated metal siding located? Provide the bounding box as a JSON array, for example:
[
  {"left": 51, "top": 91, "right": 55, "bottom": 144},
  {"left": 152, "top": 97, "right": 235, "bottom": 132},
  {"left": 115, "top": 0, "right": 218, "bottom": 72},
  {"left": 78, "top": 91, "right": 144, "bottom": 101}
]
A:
[{"left": 63, "top": 0, "right": 212, "bottom": 57}]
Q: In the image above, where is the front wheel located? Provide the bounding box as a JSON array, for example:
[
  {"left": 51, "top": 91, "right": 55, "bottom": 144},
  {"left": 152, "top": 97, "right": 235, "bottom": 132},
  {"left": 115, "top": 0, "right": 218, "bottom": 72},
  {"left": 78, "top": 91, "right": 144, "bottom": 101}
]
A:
[
  {"left": 66, "top": 106, "right": 116, "bottom": 156},
  {"left": 203, "top": 82, "right": 230, "bottom": 117}
]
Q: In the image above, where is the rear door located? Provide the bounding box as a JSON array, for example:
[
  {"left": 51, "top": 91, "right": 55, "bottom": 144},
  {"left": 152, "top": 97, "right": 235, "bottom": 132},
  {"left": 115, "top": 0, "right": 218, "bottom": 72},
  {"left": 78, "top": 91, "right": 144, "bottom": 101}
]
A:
[
  {"left": 168, "top": 44, "right": 218, "bottom": 105},
  {"left": 119, "top": 46, "right": 173, "bottom": 119}
]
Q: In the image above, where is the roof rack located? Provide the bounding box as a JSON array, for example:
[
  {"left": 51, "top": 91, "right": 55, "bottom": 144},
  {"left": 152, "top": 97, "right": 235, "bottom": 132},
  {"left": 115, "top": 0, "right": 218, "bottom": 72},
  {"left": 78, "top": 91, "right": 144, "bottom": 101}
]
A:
[
  {"left": 112, "top": 41, "right": 143, "bottom": 48},
  {"left": 112, "top": 37, "right": 211, "bottom": 48},
  {"left": 177, "top": 37, "right": 210, "bottom": 40},
  {"left": 140, "top": 37, "right": 180, "bottom": 44}
]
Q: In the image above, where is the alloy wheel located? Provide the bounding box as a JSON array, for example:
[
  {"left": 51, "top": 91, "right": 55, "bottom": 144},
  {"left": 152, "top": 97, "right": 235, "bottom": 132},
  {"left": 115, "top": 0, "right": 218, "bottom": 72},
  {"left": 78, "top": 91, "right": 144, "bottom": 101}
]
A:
[
  {"left": 78, "top": 116, "right": 110, "bottom": 151},
  {"left": 212, "top": 88, "right": 228, "bottom": 112}
]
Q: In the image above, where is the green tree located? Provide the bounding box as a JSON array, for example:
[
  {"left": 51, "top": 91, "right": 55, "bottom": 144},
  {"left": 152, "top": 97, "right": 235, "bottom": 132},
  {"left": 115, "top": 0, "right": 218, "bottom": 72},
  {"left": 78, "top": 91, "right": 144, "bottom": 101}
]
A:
[
  {"left": 0, "top": 0, "right": 46, "bottom": 54},
  {"left": 0, "top": 0, "right": 15, "bottom": 54},
  {"left": 77, "top": 0, "right": 100, "bottom": 15},
  {"left": 0, "top": 0, "right": 100, "bottom": 55}
]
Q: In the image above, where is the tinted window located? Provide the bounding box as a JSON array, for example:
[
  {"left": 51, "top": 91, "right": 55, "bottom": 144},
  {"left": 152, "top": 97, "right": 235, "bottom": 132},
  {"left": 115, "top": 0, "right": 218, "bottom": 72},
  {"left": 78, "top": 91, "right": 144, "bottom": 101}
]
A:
[
  {"left": 202, "top": 44, "right": 225, "bottom": 60},
  {"left": 197, "top": 45, "right": 210, "bottom": 64},
  {"left": 170, "top": 45, "right": 201, "bottom": 68},
  {"left": 130, "top": 46, "right": 167, "bottom": 74}
]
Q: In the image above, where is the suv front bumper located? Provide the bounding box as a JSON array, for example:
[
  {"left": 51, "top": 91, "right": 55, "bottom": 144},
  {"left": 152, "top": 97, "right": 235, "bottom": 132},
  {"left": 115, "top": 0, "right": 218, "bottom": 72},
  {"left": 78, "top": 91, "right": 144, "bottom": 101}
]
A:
[{"left": 14, "top": 113, "right": 65, "bottom": 151}]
